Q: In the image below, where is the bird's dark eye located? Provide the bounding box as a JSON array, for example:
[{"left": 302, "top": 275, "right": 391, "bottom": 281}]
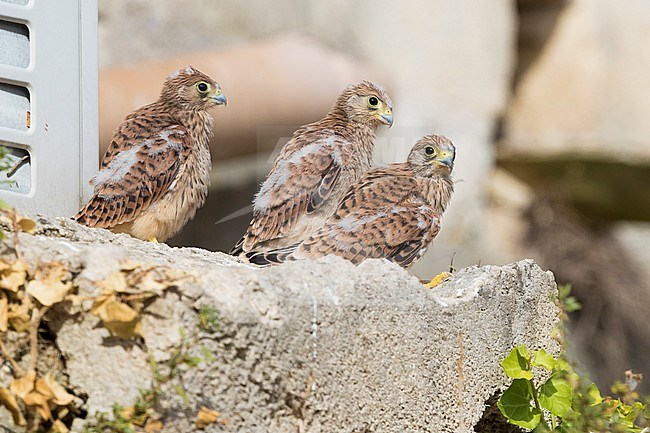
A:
[
  {"left": 368, "top": 96, "right": 379, "bottom": 107},
  {"left": 196, "top": 82, "right": 210, "bottom": 93},
  {"left": 425, "top": 146, "right": 436, "bottom": 156}
]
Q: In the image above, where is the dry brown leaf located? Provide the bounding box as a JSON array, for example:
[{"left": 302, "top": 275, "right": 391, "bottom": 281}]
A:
[
  {"left": 34, "top": 377, "right": 55, "bottom": 399},
  {"left": 26, "top": 280, "right": 72, "bottom": 307},
  {"left": 119, "top": 405, "right": 149, "bottom": 427},
  {"left": 119, "top": 260, "right": 141, "bottom": 272},
  {"left": 0, "top": 387, "right": 26, "bottom": 426},
  {"left": 16, "top": 217, "right": 36, "bottom": 234},
  {"left": 132, "top": 267, "right": 195, "bottom": 294},
  {"left": 90, "top": 292, "right": 114, "bottom": 314},
  {"left": 26, "top": 262, "right": 72, "bottom": 306},
  {"left": 97, "top": 270, "right": 128, "bottom": 293},
  {"left": 23, "top": 390, "right": 53, "bottom": 420},
  {"left": 57, "top": 406, "right": 70, "bottom": 419},
  {"left": 10, "top": 371, "right": 36, "bottom": 399},
  {"left": 0, "top": 259, "right": 28, "bottom": 292},
  {"left": 134, "top": 272, "right": 168, "bottom": 294},
  {"left": 96, "top": 264, "right": 194, "bottom": 299},
  {"left": 41, "top": 373, "right": 74, "bottom": 406},
  {"left": 163, "top": 267, "right": 196, "bottom": 285},
  {"left": 93, "top": 298, "right": 142, "bottom": 339},
  {"left": 195, "top": 406, "right": 221, "bottom": 429},
  {"left": 8, "top": 300, "right": 31, "bottom": 332},
  {"left": 65, "top": 294, "right": 84, "bottom": 307},
  {"left": 0, "top": 292, "right": 8, "bottom": 332},
  {"left": 144, "top": 419, "right": 163, "bottom": 433},
  {"left": 21, "top": 376, "right": 60, "bottom": 422},
  {"left": 50, "top": 419, "right": 70, "bottom": 433},
  {"left": 119, "top": 405, "right": 135, "bottom": 420}
]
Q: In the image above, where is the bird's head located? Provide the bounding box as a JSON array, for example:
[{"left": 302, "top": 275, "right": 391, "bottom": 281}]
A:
[
  {"left": 336, "top": 81, "right": 393, "bottom": 128},
  {"left": 408, "top": 135, "right": 456, "bottom": 176},
  {"left": 161, "top": 66, "right": 227, "bottom": 111}
]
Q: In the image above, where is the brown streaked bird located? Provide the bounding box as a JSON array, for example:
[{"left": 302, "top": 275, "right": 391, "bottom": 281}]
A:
[
  {"left": 246, "top": 135, "right": 455, "bottom": 268},
  {"left": 230, "top": 81, "right": 393, "bottom": 256},
  {"left": 74, "top": 66, "right": 227, "bottom": 242}
]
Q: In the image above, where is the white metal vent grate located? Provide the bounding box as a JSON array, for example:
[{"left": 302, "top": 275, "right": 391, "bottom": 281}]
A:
[{"left": 0, "top": 0, "right": 98, "bottom": 217}]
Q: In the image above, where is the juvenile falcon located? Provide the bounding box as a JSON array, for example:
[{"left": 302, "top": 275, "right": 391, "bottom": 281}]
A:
[
  {"left": 230, "top": 81, "right": 393, "bottom": 255},
  {"left": 246, "top": 135, "right": 455, "bottom": 268},
  {"left": 74, "top": 66, "right": 227, "bottom": 242}
]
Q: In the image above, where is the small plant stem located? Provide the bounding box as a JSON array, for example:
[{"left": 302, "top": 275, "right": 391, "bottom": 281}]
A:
[
  {"left": 0, "top": 208, "right": 22, "bottom": 260},
  {"left": 551, "top": 415, "right": 557, "bottom": 430},
  {"left": 457, "top": 331, "right": 465, "bottom": 431},
  {"left": 0, "top": 334, "right": 25, "bottom": 376},
  {"left": 9, "top": 209, "right": 22, "bottom": 261},
  {"left": 28, "top": 305, "right": 47, "bottom": 372},
  {"left": 120, "top": 292, "right": 155, "bottom": 302},
  {"left": 529, "top": 380, "right": 551, "bottom": 431}
]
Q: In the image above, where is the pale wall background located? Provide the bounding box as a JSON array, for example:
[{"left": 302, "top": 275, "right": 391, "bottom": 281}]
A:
[
  {"left": 98, "top": 0, "right": 516, "bottom": 275},
  {"left": 98, "top": 0, "right": 650, "bottom": 390}
]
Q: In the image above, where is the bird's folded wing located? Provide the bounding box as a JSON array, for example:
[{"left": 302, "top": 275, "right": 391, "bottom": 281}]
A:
[
  {"left": 307, "top": 158, "right": 341, "bottom": 213},
  {"left": 386, "top": 208, "right": 441, "bottom": 268},
  {"left": 74, "top": 125, "right": 191, "bottom": 228},
  {"left": 295, "top": 202, "right": 440, "bottom": 267},
  {"left": 238, "top": 136, "right": 347, "bottom": 251},
  {"left": 333, "top": 164, "right": 413, "bottom": 219}
]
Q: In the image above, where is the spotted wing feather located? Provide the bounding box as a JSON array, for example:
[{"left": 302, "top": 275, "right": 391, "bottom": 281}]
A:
[
  {"left": 247, "top": 164, "right": 442, "bottom": 268},
  {"left": 233, "top": 133, "right": 348, "bottom": 253},
  {"left": 294, "top": 204, "right": 439, "bottom": 267},
  {"left": 74, "top": 113, "right": 191, "bottom": 229},
  {"left": 307, "top": 159, "right": 341, "bottom": 213}
]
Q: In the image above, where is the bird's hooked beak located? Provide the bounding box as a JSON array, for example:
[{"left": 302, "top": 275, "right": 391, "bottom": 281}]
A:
[
  {"left": 211, "top": 87, "right": 227, "bottom": 106},
  {"left": 378, "top": 106, "right": 393, "bottom": 127},
  {"left": 434, "top": 150, "right": 455, "bottom": 168}
]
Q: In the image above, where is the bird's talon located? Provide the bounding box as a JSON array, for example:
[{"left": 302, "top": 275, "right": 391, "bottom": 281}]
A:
[
  {"left": 147, "top": 236, "right": 159, "bottom": 243},
  {"left": 424, "top": 271, "right": 452, "bottom": 288}
]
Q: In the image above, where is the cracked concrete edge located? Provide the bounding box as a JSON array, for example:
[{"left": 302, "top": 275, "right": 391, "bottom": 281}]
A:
[{"left": 1, "top": 215, "right": 560, "bottom": 432}]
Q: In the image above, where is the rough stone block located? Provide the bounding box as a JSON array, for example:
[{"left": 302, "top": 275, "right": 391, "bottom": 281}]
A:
[{"left": 2, "top": 216, "right": 559, "bottom": 432}]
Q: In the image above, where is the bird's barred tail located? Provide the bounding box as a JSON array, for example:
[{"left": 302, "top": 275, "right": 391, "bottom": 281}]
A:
[
  {"left": 228, "top": 235, "right": 246, "bottom": 256},
  {"left": 73, "top": 204, "right": 95, "bottom": 226},
  {"left": 245, "top": 244, "right": 297, "bottom": 266}
]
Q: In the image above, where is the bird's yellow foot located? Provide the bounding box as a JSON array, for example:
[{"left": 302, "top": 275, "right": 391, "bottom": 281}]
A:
[
  {"left": 424, "top": 271, "right": 452, "bottom": 288},
  {"left": 147, "top": 236, "right": 159, "bottom": 243}
]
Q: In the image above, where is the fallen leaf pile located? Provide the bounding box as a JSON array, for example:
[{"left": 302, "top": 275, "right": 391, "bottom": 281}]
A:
[
  {"left": 0, "top": 256, "right": 76, "bottom": 431},
  {"left": 26, "top": 262, "right": 73, "bottom": 307},
  {"left": 1, "top": 210, "right": 206, "bottom": 432},
  {"left": 0, "top": 207, "right": 36, "bottom": 242},
  {"left": 8, "top": 371, "right": 74, "bottom": 429},
  {"left": 0, "top": 258, "right": 30, "bottom": 332},
  {"left": 1, "top": 259, "right": 70, "bottom": 332},
  {"left": 90, "top": 261, "right": 197, "bottom": 339},
  {"left": 1, "top": 365, "right": 74, "bottom": 430}
]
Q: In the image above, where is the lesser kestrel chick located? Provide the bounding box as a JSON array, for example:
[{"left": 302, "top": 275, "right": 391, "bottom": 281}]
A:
[
  {"left": 74, "top": 66, "right": 227, "bottom": 242},
  {"left": 246, "top": 135, "right": 455, "bottom": 268},
  {"left": 230, "top": 81, "right": 393, "bottom": 255}
]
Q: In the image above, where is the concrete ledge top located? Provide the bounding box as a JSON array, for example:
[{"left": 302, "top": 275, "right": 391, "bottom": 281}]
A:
[{"left": 2, "top": 215, "right": 559, "bottom": 433}]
